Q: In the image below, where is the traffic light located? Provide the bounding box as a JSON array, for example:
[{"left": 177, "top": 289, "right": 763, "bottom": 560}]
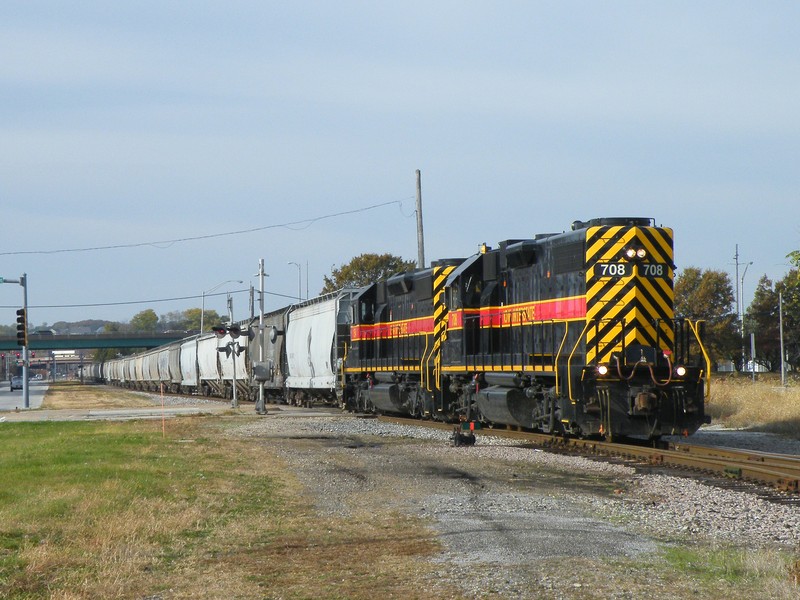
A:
[{"left": 15, "top": 308, "right": 27, "bottom": 346}]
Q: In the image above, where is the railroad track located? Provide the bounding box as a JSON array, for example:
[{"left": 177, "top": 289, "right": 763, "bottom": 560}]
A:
[
  {"left": 378, "top": 415, "right": 800, "bottom": 498},
  {"left": 120, "top": 388, "right": 800, "bottom": 498}
]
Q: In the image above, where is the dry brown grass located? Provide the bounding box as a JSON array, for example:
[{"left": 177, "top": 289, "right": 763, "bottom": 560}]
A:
[
  {"left": 42, "top": 381, "right": 158, "bottom": 409},
  {"left": 706, "top": 374, "right": 800, "bottom": 437}
]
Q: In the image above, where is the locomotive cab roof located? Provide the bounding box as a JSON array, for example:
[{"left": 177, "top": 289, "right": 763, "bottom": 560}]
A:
[{"left": 570, "top": 217, "right": 654, "bottom": 230}]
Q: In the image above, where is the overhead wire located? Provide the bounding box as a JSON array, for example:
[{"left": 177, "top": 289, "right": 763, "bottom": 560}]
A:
[
  {"left": 0, "top": 199, "right": 409, "bottom": 256},
  {"left": 0, "top": 288, "right": 301, "bottom": 311},
  {"left": 0, "top": 198, "right": 409, "bottom": 311}
]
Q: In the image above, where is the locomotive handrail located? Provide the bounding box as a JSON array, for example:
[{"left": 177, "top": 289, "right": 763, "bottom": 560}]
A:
[
  {"left": 434, "top": 352, "right": 442, "bottom": 401},
  {"left": 566, "top": 321, "right": 592, "bottom": 402},
  {"left": 420, "top": 335, "right": 432, "bottom": 392},
  {"left": 686, "top": 319, "right": 712, "bottom": 399},
  {"left": 613, "top": 353, "right": 674, "bottom": 387},
  {"left": 341, "top": 343, "right": 348, "bottom": 390},
  {"left": 553, "top": 321, "right": 571, "bottom": 397}
]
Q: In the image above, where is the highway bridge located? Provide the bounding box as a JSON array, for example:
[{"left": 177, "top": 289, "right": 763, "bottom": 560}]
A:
[{"left": 0, "top": 332, "right": 189, "bottom": 352}]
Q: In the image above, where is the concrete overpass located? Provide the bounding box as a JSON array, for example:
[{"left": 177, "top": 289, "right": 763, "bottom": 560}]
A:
[{"left": 0, "top": 332, "right": 189, "bottom": 352}]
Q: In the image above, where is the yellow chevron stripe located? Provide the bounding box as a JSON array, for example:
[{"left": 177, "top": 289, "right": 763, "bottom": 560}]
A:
[
  {"left": 430, "top": 265, "right": 456, "bottom": 391},
  {"left": 585, "top": 225, "right": 675, "bottom": 364}
]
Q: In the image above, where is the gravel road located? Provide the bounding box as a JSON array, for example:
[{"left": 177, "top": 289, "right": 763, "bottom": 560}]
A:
[{"left": 228, "top": 410, "right": 800, "bottom": 599}]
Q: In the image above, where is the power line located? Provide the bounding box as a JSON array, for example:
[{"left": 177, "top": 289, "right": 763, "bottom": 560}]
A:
[
  {"left": 0, "top": 199, "right": 407, "bottom": 256},
  {"left": 1, "top": 288, "right": 299, "bottom": 310}
]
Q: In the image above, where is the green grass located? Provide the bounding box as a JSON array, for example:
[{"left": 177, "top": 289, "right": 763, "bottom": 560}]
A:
[
  {"left": 0, "top": 418, "right": 283, "bottom": 599},
  {"left": 663, "top": 544, "right": 798, "bottom": 593},
  {"left": 0, "top": 417, "right": 446, "bottom": 600}
]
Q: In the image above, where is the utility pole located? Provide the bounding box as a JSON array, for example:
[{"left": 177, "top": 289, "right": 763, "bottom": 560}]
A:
[
  {"left": 415, "top": 169, "right": 425, "bottom": 269},
  {"left": 734, "top": 244, "right": 740, "bottom": 342},
  {"left": 21, "top": 274, "right": 28, "bottom": 409},
  {"left": 779, "top": 292, "right": 786, "bottom": 386},
  {"left": 740, "top": 261, "right": 752, "bottom": 372},
  {"left": 288, "top": 262, "right": 302, "bottom": 301},
  {"left": 227, "top": 294, "right": 238, "bottom": 409},
  {"left": 256, "top": 258, "right": 267, "bottom": 414},
  {"left": 733, "top": 245, "right": 752, "bottom": 372},
  {"left": 1, "top": 274, "right": 29, "bottom": 408}
]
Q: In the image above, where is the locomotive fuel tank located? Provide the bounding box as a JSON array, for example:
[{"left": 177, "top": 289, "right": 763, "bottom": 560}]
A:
[
  {"left": 475, "top": 385, "right": 535, "bottom": 429},
  {"left": 365, "top": 382, "right": 413, "bottom": 415}
]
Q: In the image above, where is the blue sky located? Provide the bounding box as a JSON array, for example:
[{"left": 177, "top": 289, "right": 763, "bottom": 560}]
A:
[{"left": 1, "top": 1, "right": 798, "bottom": 325}]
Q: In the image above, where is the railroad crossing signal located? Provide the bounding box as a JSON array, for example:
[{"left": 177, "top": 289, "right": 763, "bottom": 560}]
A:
[
  {"left": 211, "top": 325, "right": 228, "bottom": 338},
  {"left": 211, "top": 324, "right": 254, "bottom": 341},
  {"left": 211, "top": 324, "right": 254, "bottom": 357},
  {"left": 16, "top": 308, "right": 27, "bottom": 347}
]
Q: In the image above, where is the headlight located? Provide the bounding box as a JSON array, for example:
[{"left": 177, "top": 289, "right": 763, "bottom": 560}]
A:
[
  {"left": 675, "top": 366, "right": 686, "bottom": 377},
  {"left": 597, "top": 365, "right": 609, "bottom": 376},
  {"left": 636, "top": 248, "right": 647, "bottom": 259},
  {"left": 624, "top": 248, "right": 636, "bottom": 259}
]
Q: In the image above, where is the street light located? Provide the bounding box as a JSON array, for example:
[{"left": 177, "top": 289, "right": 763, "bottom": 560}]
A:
[
  {"left": 288, "top": 262, "right": 302, "bottom": 301},
  {"left": 740, "top": 261, "right": 752, "bottom": 372},
  {"left": 201, "top": 279, "right": 243, "bottom": 333}
]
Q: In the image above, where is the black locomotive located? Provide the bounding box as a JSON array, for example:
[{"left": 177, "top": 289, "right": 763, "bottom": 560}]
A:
[{"left": 344, "top": 217, "right": 710, "bottom": 440}]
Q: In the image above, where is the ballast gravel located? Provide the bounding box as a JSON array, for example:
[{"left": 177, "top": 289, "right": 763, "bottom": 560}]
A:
[{"left": 229, "top": 411, "right": 800, "bottom": 598}]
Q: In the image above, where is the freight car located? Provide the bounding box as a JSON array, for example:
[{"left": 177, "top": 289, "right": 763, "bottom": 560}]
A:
[
  {"left": 248, "top": 290, "right": 356, "bottom": 406},
  {"left": 279, "top": 291, "right": 356, "bottom": 406},
  {"left": 102, "top": 289, "right": 356, "bottom": 407},
  {"left": 96, "top": 216, "right": 710, "bottom": 442}
]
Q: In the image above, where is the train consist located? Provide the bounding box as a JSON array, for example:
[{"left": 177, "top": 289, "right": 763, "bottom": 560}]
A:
[{"left": 95, "top": 217, "right": 711, "bottom": 441}]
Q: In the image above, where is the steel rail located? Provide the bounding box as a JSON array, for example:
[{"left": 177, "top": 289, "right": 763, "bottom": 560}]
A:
[{"left": 377, "top": 416, "right": 800, "bottom": 494}]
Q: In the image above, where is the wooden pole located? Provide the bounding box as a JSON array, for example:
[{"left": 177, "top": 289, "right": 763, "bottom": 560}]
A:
[{"left": 415, "top": 169, "right": 425, "bottom": 269}]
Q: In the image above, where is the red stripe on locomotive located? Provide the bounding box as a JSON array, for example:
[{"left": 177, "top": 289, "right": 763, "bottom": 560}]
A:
[{"left": 446, "top": 296, "right": 587, "bottom": 329}]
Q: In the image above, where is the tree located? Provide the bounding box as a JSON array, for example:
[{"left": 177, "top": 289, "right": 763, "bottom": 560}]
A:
[
  {"left": 183, "top": 308, "right": 221, "bottom": 332},
  {"left": 775, "top": 269, "right": 800, "bottom": 372},
  {"left": 745, "top": 275, "right": 781, "bottom": 371},
  {"left": 94, "top": 322, "right": 126, "bottom": 360},
  {"left": 674, "top": 267, "right": 739, "bottom": 368},
  {"left": 129, "top": 309, "right": 158, "bottom": 332},
  {"left": 321, "top": 253, "right": 417, "bottom": 294},
  {"left": 159, "top": 310, "right": 189, "bottom": 331}
]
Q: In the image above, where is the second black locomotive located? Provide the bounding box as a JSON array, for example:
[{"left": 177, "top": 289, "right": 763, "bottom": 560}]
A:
[{"left": 344, "top": 217, "right": 710, "bottom": 440}]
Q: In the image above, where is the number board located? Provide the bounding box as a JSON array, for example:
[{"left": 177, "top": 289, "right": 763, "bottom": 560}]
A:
[
  {"left": 596, "top": 263, "right": 669, "bottom": 278},
  {"left": 596, "top": 263, "right": 631, "bottom": 278},
  {"left": 638, "top": 263, "right": 669, "bottom": 278}
]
